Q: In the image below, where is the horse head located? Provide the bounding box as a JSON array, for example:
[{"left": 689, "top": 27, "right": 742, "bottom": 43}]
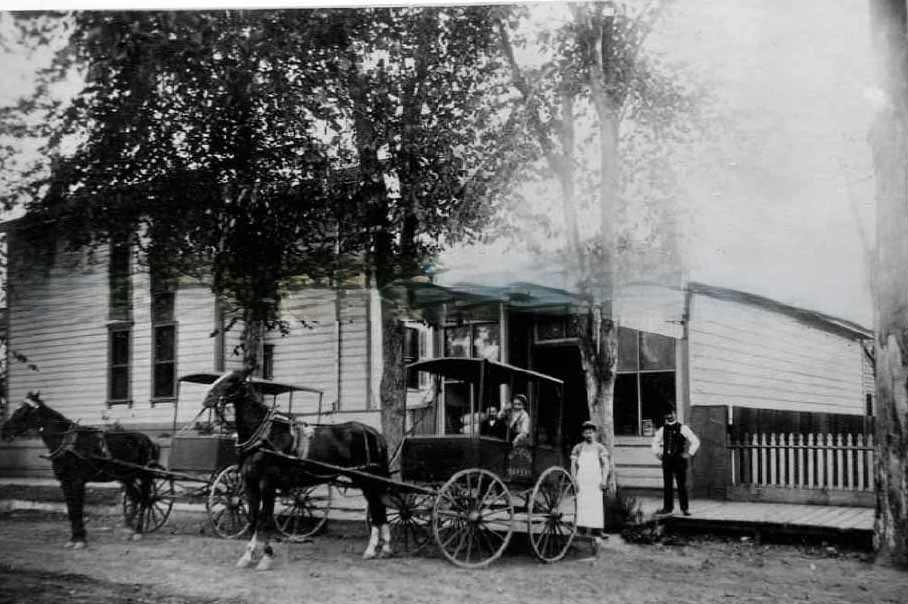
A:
[
  {"left": 201, "top": 370, "right": 253, "bottom": 413},
  {"left": 2, "top": 392, "right": 44, "bottom": 440}
]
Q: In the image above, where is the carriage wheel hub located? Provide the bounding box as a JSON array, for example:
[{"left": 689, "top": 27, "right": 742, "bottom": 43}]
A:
[{"left": 468, "top": 511, "right": 481, "bottom": 523}]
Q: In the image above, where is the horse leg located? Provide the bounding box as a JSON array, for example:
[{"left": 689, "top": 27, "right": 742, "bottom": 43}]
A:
[
  {"left": 60, "top": 478, "right": 87, "bottom": 549},
  {"left": 362, "top": 488, "right": 390, "bottom": 559},
  {"left": 255, "top": 482, "right": 277, "bottom": 571},
  {"left": 237, "top": 477, "right": 262, "bottom": 568},
  {"left": 131, "top": 475, "right": 153, "bottom": 541}
]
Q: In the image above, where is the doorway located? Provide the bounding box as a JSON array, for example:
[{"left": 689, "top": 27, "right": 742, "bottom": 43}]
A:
[{"left": 532, "top": 345, "right": 589, "bottom": 451}]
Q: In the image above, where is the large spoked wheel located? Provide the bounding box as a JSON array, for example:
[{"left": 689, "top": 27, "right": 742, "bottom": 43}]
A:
[
  {"left": 207, "top": 464, "right": 250, "bottom": 539},
  {"left": 527, "top": 466, "right": 578, "bottom": 563},
  {"left": 387, "top": 491, "right": 433, "bottom": 554},
  {"left": 432, "top": 468, "right": 514, "bottom": 568},
  {"left": 273, "top": 484, "right": 333, "bottom": 541},
  {"left": 122, "top": 464, "right": 174, "bottom": 534}
]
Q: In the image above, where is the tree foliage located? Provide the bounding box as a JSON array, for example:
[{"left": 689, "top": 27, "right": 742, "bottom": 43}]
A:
[{"left": 1, "top": 9, "right": 528, "bottom": 362}]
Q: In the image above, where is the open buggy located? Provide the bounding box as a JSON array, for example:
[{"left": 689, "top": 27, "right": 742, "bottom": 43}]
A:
[{"left": 120, "top": 373, "right": 331, "bottom": 540}]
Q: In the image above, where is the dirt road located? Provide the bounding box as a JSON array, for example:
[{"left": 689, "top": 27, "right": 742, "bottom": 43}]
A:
[{"left": 0, "top": 509, "right": 905, "bottom": 604}]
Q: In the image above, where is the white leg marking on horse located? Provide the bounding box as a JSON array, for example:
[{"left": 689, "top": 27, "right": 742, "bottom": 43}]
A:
[
  {"left": 131, "top": 532, "right": 143, "bottom": 541},
  {"left": 236, "top": 533, "right": 259, "bottom": 568},
  {"left": 255, "top": 552, "right": 274, "bottom": 571},
  {"left": 381, "top": 523, "right": 393, "bottom": 557},
  {"left": 71, "top": 541, "right": 86, "bottom": 550},
  {"left": 363, "top": 526, "right": 380, "bottom": 559},
  {"left": 63, "top": 540, "right": 75, "bottom": 549}
]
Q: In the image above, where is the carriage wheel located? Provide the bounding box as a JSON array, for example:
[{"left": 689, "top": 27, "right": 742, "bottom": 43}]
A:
[
  {"left": 122, "top": 464, "right": 174, "bottom": 534},
  {"left": 387, "top": 491, "right": 433, "bottom": 554},
  {"left": 527, "top": 467, "right": 577, "bottom": 563},
  {"left": 207, "top": 465, "right": 250, "bottom": 539},
  {"left": 432, "top": 469, "right": 514, "bottom": 568},
  {"left": 273, "top": 484, "right": 333, "bottom": 542}
]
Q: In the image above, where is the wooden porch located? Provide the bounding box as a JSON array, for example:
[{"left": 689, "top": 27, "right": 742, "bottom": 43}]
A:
[{"left": 636, "top": 495, "right": 874, "bottom": 545}]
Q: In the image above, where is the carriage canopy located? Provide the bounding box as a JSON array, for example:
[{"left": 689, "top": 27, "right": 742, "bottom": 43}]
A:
[{"left": 406, "top": 357, "right": 563, "bottom": 387}]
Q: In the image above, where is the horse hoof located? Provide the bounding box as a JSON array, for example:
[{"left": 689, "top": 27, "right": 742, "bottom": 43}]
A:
[
  {"left": 236, "top": 554, "right": 256, "bottom": 569},
  {"left": 381, "top": 548, "right": 394, "bottom": 559},
  {"left": 255, "top": 555, "right": 274, "bottom": 571},
  {"left": 71, "top": 541, "right": 86, "bottom": 550},
  {"left": 131, "top": 532, "right": 143, "bottom": 541},
  {"left": 63, "top": 541, "right": 75, "bottom": 549},
  {"left": 363, "top": 549, "right": 377, "bottom": 560}
]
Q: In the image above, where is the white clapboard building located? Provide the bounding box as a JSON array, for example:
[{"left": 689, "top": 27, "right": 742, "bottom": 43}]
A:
[{"left": 0, "top": 220, "right": 874, "bottom": 507}]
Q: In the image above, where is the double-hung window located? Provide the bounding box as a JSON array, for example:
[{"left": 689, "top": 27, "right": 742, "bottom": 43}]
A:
[
  {"left": 151, "top": 272, "right": 177, "bottom": 402},
  {"left": 108, "top": 235, "right": 132, "bottom": 406}
]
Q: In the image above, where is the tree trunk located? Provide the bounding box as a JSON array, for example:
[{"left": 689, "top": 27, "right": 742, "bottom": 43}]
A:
[
  {"left": 870, "top": 0, "right": 908, "bottom": 567},
  {"left": 241, "top": 313, "right": 263, "bottom": 376},
  {"left": 379, "top": 315, "right": 407, "bottom": 464},
  {"left": 577, "top": 306, "right": 619, "bottom": 494}
]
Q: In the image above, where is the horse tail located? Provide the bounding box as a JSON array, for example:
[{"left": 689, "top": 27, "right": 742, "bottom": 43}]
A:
[
  {"left": 364, "top": 425, "right": 389, "bottom": 478},
  {"left": 147, "top": 437, "right": 161, "bottom": 465}
]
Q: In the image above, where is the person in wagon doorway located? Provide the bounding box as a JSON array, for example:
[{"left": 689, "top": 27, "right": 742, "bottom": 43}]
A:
[
  {"left": 651, "top": 408, "right": 700, "bottom": 516},
  {"left": 499, "top": 394, "right": 531, "bottom": 445},
  {"left": 571, "top": 421, "right": 610, "bottom": 551}
]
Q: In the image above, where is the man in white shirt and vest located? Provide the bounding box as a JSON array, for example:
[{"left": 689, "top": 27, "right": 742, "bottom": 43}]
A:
[{"left": 650, "top": 408, "right": 700, "bottom": 516}]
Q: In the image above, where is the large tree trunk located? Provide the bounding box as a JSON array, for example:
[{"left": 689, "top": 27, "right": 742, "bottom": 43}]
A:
[
  {"left": 870, "top": 0, "right": 908, "bottom": 567},
  {"left": 577, "top": 306, "right": 619, "bottom": 494},
  {"left": 379, "top": 315, "right": 407, "bottom": 464}
]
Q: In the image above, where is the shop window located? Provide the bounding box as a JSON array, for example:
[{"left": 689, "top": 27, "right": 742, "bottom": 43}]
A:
[{"left": 613, "top": 327, "right": 676, "bottom": 436}]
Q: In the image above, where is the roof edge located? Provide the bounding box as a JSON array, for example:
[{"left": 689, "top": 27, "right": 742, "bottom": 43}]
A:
[{"left": 687, "top": 281, "right": 872, "bottom": 339}]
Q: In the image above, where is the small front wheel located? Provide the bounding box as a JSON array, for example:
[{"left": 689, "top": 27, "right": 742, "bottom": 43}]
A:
[
  {"left": 273, "top": 484, "right": 333, "bottom": 541},
  {"left": 122, "top": 464, "right": 174, "bottom": 534},
  {"left": 207, "top": 465, "right": 250, "bottom": 539}
]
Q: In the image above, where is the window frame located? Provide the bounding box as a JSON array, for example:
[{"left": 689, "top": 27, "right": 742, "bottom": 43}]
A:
[
  {"left": 150, "top": 274, "right": 178, "bottom": 405},
  {"left": 615, "top": 327, "right": 677, "bottom": 437},
  {"left": 262, "top": 343, "right": 275, "bottom": 381},
  {"left": 107, "top": 323, "right": 133, "bottom": 407}
]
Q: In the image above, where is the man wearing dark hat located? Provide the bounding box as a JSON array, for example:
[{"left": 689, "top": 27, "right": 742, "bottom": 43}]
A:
[{"left": 650, "top": 408, "right": 700, "bottom": 516}]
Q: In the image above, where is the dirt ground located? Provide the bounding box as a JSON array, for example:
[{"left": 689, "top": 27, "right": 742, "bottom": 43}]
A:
[{"left": 0, "top": 509, "right": 906, "bottom": 604}]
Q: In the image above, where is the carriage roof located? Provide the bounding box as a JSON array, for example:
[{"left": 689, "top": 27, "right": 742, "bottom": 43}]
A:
[
  {"left": 406, "top": 357, "right": 563, "bottom": 387},
  {"left": 178, "top": 373, "right": 323, "bottom": 396}
]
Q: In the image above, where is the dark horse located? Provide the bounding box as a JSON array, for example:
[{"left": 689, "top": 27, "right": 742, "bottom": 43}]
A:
[
  {"left": 202, "top": 371, "right": 391, "bottom": 570},
  {"left": 0, "top": 392, "right": 161, "bottom": 548}
]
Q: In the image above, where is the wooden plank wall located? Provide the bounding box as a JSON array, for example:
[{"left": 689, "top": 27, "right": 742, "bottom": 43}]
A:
[
  {"left": 688, "top": 294, "right": 864, "bottom": 415},
  {"left": 263, "top": 287, "right": 379, "bottom": 425}
]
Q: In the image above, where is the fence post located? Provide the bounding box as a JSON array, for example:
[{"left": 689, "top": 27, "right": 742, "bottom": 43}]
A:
[
  {"left": 824, "top": 433, "right": 834, "bottom": 489},
  {"left": 807, "top": 433, "right": 815, "bottom": 488},
  {"left": 787, "top": 432, "right": 795, "bottom": 487}
]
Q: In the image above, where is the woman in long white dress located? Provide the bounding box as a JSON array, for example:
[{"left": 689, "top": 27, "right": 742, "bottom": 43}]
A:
[{"left": 571, "top": 421, "right": 611, "bottom": 551}]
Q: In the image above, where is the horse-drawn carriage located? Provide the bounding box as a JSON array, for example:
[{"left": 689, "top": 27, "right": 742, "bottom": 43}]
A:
[
  {"left": 4, "top": 358, "right": 578, "bottom": 568},
  {"left": 388, "top": 357, "right": 579, "bottom": 567},
  {"left": 108, "top": 373, "right": 331, "bottom": 541}
]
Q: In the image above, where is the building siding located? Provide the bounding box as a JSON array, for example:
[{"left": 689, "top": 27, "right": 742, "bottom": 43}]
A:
[
  {"left": 688, "top": 294, "right": 864, "bottom": 415},
  {"left": 4, "top": 235, "right": 222, "bottom": 430},
  {"left": 263, "top": 287, "right": 378, "bottom": 422}
]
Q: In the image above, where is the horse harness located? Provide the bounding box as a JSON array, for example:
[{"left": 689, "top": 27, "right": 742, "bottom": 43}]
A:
[
  {"left": 234, "top": 407, "right": 381, "bottom": 474},
  {"left": 42, "top": 426, "right": 112, "bottom": 463}
]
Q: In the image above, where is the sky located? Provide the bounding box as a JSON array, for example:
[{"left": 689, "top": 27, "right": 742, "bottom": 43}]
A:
[
  {"left": 442, "top": 0, "right": 877, "bottom": 327},
  {"left": 0, "top": 1, "right": 879, "bottom": 327}
]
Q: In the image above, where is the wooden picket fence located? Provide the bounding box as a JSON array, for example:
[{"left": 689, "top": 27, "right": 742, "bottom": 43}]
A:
[{"left": 728, "top": 433, "right": 874, "bottom": 491}]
